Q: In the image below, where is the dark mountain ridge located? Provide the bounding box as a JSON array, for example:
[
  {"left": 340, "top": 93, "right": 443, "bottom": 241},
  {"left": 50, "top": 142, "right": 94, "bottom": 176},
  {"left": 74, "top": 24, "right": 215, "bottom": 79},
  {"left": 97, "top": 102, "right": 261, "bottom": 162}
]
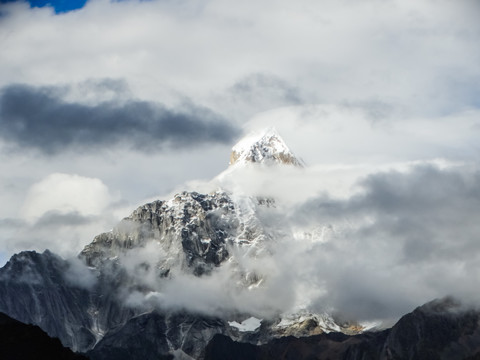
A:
[
  {"left": 204, "top": 298, "right": 480, "bottom": 360},
  {"left": 0, "top": 311, "right": 88, "bottom": 360}
]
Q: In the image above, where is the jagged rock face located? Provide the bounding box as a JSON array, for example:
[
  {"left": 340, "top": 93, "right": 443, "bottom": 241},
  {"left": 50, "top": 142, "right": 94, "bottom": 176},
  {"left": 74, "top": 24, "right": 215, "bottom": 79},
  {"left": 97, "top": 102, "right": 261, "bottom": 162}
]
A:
[
  {"left": 87, "top": 312, "right": 173, "bottom": 360},
  {"left": 81, "top": 191, "right": 239, "bottom": 276},
  {"left": 88, "top": 312, "right": 231, "bottom": 360},
  {"left": 229, "top": 128, "right": 303, "bottom": 167},
  {"left": 0, "top": 250, "right": 137, "bottom": 353},
  {"left": 0, "top": 251, "right": 96, "bottom": 351}
]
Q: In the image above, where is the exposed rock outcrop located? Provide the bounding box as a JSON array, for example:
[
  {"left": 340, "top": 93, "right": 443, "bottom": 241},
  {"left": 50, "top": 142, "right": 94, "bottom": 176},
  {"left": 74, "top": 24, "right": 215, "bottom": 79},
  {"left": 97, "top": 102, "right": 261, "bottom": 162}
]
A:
[{"left": 81, "top": 191, "right": 238, "bottom": 276}]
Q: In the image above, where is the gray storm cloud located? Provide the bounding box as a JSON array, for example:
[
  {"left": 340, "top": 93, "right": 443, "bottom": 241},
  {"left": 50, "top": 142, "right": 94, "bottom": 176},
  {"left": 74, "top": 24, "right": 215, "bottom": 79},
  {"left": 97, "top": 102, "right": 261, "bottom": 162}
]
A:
[
  {"left": 0, "top": 83, "right": 240, "bottom": 154},
  {"left": 288, "top": 165, "right": 480, "bottom": 321}
]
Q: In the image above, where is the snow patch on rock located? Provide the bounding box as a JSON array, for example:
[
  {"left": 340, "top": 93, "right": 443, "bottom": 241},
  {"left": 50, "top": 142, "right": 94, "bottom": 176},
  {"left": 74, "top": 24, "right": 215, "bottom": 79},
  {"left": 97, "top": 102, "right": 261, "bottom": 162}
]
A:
[{"left": 228, "top": 317, "right": 262, "bottom": 332}]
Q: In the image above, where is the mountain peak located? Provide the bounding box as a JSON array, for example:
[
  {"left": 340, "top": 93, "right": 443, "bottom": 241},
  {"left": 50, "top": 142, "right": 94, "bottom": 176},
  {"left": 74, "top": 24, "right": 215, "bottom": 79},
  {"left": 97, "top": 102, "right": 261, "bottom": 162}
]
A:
[{"left": 229, "top": 127, "right": 304, "bottom": 167}]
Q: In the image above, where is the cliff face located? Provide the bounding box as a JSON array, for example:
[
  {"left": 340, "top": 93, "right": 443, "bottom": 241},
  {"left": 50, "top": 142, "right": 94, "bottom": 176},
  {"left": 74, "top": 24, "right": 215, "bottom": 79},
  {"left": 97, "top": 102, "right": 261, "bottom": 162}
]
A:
[
  {"left": 81, "top": 191, "right": 238, "bottom": 276},
  {"left": 87, "top": 312, "right": 228, "bottom": 360},
  {"left": 0, "top": 250, "right": 98, "bottom": 351}
]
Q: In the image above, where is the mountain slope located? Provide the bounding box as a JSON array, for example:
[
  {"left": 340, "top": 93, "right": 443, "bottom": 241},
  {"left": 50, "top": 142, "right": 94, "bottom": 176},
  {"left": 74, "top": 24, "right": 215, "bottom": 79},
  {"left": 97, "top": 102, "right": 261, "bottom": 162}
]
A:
[
  {"left": 0, "top": 250, "right": 136, "bottom": 352},
  {"left": 204, "top": 298, "right": 480, "bottom": 360},
  {"left": 0, "top": 312, "right": 88, "bottom": 360},
  {"left": 0, "top": 250, "right": 98, "bottom": 351}
]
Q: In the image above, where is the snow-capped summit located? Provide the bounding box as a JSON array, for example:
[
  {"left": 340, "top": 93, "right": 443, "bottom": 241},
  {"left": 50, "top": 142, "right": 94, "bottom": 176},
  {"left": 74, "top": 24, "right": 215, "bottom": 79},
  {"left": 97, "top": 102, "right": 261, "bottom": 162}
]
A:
[{"left": 229, "top": 127, "right": 304, "bottom": 167}]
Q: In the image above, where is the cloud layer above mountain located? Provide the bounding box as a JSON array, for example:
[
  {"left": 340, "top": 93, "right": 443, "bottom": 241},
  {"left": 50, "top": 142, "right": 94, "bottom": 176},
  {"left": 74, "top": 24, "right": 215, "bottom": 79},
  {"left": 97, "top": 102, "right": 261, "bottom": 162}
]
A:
[{"left": 1, "top": 0, "right": 479, "bottom": 119}]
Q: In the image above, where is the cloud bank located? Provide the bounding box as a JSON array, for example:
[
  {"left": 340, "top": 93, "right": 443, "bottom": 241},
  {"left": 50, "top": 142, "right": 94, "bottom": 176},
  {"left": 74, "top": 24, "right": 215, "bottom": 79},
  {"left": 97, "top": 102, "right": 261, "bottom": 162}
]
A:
[
  {"left": 0, "top": 173, "right": 120, "bottom": 259},
  {"left": 289, "top": 164, "right": 480, "bottom": 321},
  {"left": 1, "top": 0, "right": 479, "bottom": 118},
  {"left": 98, "top": 161, "right": 480, "bottom": 325}
]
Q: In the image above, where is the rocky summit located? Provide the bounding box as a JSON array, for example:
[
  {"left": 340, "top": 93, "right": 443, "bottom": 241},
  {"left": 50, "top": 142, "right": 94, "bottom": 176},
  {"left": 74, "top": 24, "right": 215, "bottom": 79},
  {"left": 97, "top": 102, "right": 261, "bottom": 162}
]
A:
[{"left": 229, "top": 127, "right": 304, "bottom": 167}]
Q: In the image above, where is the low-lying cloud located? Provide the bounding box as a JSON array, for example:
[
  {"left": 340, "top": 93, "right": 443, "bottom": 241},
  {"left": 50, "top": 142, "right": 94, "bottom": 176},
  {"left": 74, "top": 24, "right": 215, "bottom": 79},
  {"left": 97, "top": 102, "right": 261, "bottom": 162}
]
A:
[
  {"left": 289, "top": 164, "right": 480, "bottom": 321},
  {"left": 0, "top": 210, "right": 112, "bottom": 260},
  {"left": 103, "top": 162, "right": 480, "bottom": 325},
  {"left": 22, "top": 172, "right": 114, "bottom": 221},
  {"left": 0, "top": 83, "right": 240, "bottom": 154}
]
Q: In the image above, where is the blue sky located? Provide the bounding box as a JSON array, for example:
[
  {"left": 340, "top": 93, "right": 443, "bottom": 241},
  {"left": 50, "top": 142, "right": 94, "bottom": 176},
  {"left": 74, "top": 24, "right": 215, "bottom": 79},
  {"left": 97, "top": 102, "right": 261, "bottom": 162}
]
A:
[
  {"left": 2, "top": 0, "right": 87, "bottom": 13},
  {"left": 29, "top": 0, "right": 87, "bottom": 13}
]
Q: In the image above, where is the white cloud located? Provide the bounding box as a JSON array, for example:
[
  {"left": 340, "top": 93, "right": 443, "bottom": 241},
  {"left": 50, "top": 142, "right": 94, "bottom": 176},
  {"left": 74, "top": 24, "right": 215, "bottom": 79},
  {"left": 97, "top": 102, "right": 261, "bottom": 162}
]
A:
[
  {"left": 0, "top": 173, "right": 121, "bottom": 261},
  {"left": 1, "top": 0, "right": 479, "bottom": 117},
  {"left": 22, "top": 173, "right": 113, "bottom": 221},
  {"left": 242, "top": 104, "right": 480, "bottom": 165},
  {"left": 63, "top": 256, "right": 98, "bottom": 289},
  {"left": 123, "top": 249, "right": 296, "bottom": 319}
]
